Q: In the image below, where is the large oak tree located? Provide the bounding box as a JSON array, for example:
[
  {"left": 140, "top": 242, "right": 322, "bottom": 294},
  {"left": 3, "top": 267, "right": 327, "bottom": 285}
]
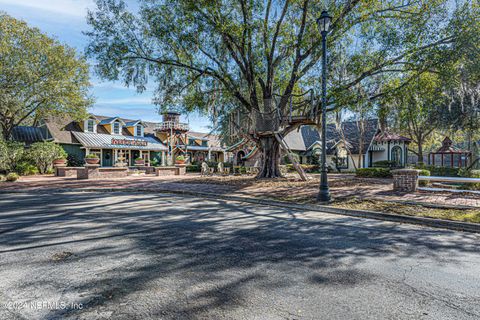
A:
[
  {"left": 86, "top": 0, "right": 468, "bottom": 178},
  {"left": 0, "top": 13, "right": 92, "bottom": 140}
]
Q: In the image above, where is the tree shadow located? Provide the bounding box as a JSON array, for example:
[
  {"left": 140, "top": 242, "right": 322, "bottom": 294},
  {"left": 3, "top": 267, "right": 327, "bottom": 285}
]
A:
[{"left": 0, "top": 192, "right": 478, "bottom": 319}]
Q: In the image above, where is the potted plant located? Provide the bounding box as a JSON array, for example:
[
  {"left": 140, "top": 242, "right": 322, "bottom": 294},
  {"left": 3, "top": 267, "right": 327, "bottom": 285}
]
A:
[
  {"left": 134, "top": 157, "right": 144, "bottom": 165},
  {"left": 175, "top": 155, "right": 186, "bottom": 165},
  {"left": 53, "top": 148, "right": 68, "bottom": 166},
  {"left": 85, "top": 153, "right": 100, "bottom": 165},
  {"left": 53, "top": 158, "right": 67, "bottom": 166}
]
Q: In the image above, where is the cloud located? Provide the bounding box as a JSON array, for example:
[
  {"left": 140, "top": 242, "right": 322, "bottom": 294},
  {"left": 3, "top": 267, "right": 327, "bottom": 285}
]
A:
[{"left": 0, "top": 0, "right": 95, "bottom": 18}]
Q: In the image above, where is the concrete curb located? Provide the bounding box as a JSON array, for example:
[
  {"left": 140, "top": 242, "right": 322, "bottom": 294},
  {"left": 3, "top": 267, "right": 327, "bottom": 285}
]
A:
[{"left": 1, "top": 187, "right": 479, "bottom": 233}]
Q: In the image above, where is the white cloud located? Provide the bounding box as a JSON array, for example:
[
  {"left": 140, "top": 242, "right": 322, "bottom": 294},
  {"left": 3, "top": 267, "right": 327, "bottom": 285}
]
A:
[{"left": 0, "top": 0, "right": 95, "bottom": 18}]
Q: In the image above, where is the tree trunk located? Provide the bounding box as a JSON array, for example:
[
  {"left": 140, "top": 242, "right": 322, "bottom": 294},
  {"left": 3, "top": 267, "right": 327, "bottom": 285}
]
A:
[
  {"left": 417, "top": 142, "right": 424, "bottom": 164},
  {"left": 257, "top": 135, "right": 282, "bottom": 178}
]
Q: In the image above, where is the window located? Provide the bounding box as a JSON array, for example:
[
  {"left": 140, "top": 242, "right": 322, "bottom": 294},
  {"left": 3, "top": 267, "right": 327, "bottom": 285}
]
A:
[
  {"left": 113, "top": 122, "right": 121, "bottom": 135},
  {"left": 85, "top": 119, "right": 96, "bottom": 133},
  {"left": 391, "top": 146, "right": 403, "bottom": 167},
  {"left": 136, "top": 125, "right": 142, "bottom": 137},
  {"left": 335, "top": 147, "right": 348, "bottom": 169}
]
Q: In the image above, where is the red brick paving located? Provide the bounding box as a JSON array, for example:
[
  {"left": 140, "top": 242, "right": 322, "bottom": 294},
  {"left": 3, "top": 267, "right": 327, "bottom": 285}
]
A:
[{"left": 1, "top": 173, "right": 479, "bottom": 208}]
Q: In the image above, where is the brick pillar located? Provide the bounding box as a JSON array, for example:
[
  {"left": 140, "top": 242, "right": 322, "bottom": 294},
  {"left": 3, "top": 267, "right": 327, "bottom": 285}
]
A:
[
  {"left": 77, "top": 164, "right": 100, "bottom": 179},
  {"left": 392, "top": 169, "right": 421, "bottom": 192}
]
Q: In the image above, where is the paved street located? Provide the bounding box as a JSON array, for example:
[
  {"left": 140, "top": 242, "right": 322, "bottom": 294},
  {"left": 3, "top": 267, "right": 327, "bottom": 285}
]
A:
[{"left": 0, "top": 192, "right": 479, "bottom": 319}]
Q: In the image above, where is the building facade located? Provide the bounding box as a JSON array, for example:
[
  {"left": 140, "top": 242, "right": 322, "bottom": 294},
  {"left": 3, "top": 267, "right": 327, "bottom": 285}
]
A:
[{"left": 12, "top": 113, "right": 226, "bottom": 167}]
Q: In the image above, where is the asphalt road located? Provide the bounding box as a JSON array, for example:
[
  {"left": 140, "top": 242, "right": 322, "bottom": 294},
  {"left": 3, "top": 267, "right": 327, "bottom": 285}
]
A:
[{"left": 0, "top": 192, "right": 479, "bottom": 320}]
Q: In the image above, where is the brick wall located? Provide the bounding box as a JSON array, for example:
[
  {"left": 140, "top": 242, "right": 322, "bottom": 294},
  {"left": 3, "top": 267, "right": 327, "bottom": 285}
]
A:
[{"left": 392, "top": 169, "right": 420, "bottom": 192}]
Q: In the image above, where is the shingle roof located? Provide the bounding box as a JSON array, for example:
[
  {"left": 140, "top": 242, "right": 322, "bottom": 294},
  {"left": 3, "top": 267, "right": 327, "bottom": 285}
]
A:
[
  {"left": 11, "top": 126, "right": 45, "bottom": 144},
  {"left": 285, "top": 119, "right": 379, "bottom": 154},
  {"left": 283, "top": 128, "right": 307, "bottom": 151}
]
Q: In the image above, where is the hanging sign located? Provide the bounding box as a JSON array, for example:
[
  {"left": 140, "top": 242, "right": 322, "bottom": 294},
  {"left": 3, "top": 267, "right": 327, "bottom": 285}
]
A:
[{"left": 111, "top": 138, "right": 148, "bottom": 147}]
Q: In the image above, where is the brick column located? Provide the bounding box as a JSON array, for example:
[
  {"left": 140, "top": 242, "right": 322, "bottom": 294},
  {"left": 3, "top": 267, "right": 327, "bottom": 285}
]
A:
[{"left": 391, "top": 169, "right": 421, "bottom": 192}]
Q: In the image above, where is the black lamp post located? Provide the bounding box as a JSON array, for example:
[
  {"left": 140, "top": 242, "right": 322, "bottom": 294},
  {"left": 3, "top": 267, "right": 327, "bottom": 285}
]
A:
[{"left": 316, "top": 10, "right": 332, "bottom": 202}]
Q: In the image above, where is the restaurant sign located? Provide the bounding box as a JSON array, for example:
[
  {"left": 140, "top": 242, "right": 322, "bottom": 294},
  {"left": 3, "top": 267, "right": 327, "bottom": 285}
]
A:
[{"left": 111, "top": 138, "right": 148, "bottom": 147}]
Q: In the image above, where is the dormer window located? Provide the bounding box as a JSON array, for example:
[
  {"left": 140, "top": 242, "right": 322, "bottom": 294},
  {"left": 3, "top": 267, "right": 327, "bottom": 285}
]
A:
[
  {"left": 113, "top": 121, "right": 121, "bottom": 135},
  {"left": 135, "top": 125, "right": 143, "bottom": 137},
  {"left": 84, "top": 118, "right": 97, "bottom": 133}
]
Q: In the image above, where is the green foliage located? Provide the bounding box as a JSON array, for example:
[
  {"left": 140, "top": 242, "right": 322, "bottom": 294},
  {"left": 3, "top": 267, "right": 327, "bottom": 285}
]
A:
[
  {"left": 186, "top": 165, "right": 201, "bottom": 172},
  {"left": 27, "top": 142, "right": 67, "bottom": 174},
  {"left": 0, "top": 13, "right": 92, "bottom": 140},
  {"left": 418, "top": 165, "right": 460, "bottom": 177},
  {"left": 85, "top": 154, "right": 99, "bottom": 159},
  {"left": 176, "top": 155, "right": 185, "bottom": 161},
  {"left": 0, "top": 174, "right": 5, "bottom": 182},
  {"left": 85, "top": 0, "right": 466, "bottom": 178},
  {"left": 459, "top": 169, "right": 480, "bottom": 190},
  {"left": 418, "top": 169, "right": 430, "bottom": 187},
  {"left": 283, "top": 153, "right": 300, "bottom": 165},
  {"left": 135, "top": 157, "right": 143, "bottom": 161},
  {"left": 150, "top": 158, "right": 159, "bottom": 166},
  {"left": 67, "top": 154, "right": 83, "bottom": 167},
  {"left": 0, "top": 141, "right": 25, "bottom": 173},
  {"left": 356, "top": 168, "right": 392, "bottom": 178},
  {"left": 16, "top": 162, "right": 38, "bottom": 176},
  {"left": 373, "top": 160, "right": 397, "bottom": 168},
  {"left": 6, "top": 172, "right": 19, "bottom": 182}
]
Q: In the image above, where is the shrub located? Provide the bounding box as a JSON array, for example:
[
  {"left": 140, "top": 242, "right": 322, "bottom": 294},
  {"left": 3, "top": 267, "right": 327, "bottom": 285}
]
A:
[
  {"left": 27, "top": 142, "right": 67, "bottom": 174},
  {"left": 420, "top": 165, "right": 459, "bottom": 177},
  {"left": 186, "top": 165, "right": 201, "bottom": 172},
  {"left": 16, "top": 162, "right": 38, "bottom": 176},
  {"left": 356, "top": 168, "right": 392, "bottom": 178},
  {"left": 418, "top": 169, "right": 430, "bottom": 187},
  {"left": 6, "top": 172, "right": 19, "bottom": 182},
  {"left": 135, "top": 157, "right": 143, "bottom": 161},
  {"left": 373, "top": 160, "right": 397, "bottom": 168},
  {"left": 459, "top": 169, "right": 480, "bottom": 190},
  {"left": 176, "top": 155, "right": 185, "bottom": 161},
  {"left": 67, "top": 154, "right": 83, "bottom": 167},
  {"left": 283, "top": 153, "right": 300, "bottom": 165},
  {"left": 85, "top": 153, "right": 99, "bottom": 159},
  {"left": 0, "top": 141, "right": 25, "bottom": 173},
  {"left": 0, "top": 174, "right": 5, "bottom": 182}
]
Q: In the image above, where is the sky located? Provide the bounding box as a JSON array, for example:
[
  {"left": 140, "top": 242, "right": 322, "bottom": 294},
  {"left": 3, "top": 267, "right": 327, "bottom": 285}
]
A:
[{"left": 0, "top": 0, "right": 212, "bottom": 132}]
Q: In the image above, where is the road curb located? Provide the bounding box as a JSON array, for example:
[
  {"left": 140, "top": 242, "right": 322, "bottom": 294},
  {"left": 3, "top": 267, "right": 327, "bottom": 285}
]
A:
[{"left": 1, "top": 187, "right": 479, "bottom": 233}]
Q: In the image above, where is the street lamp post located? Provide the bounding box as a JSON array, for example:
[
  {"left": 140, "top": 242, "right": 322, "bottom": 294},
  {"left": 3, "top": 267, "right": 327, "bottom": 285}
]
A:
[{"left": 317, "top": 10, "right": 332, "bottom": 202}]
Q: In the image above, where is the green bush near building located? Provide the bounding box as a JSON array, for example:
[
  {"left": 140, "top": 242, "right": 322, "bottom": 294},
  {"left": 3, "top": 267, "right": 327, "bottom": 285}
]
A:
[
  {"left": 27, "top": 142, "right": 67, "bottom": 174},
  {"left": 186, "top": 165, "right": 201, "bottom": 172},
  {"left": 418, "top": 169, "right": 431, "bottom": 187},
  {"left": 458, "top": 169, "right": 480, "bottom": 190},
  {"left": 415, "top": 164, "right": 460, "bottom": 177},
  {"left": 372, "top": 160, "right": 397, "bottom": 168},
  {"left": 356, "top": 168, "right": 392, "bottom": 178},
  {"left": 16, "top": 162, "right": 39, "bottom": 176}
]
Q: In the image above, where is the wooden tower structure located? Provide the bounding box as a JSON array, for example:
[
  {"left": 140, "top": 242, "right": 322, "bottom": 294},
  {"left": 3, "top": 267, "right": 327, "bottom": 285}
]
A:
[{"left": 155, "top": 112, "right": 189, "bottom": 165}]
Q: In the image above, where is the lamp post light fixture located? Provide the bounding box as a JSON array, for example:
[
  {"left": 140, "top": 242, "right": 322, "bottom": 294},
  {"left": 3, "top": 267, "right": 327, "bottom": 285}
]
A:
[{"left": 316, "top": 10, "right": 332, "bottom": 202}]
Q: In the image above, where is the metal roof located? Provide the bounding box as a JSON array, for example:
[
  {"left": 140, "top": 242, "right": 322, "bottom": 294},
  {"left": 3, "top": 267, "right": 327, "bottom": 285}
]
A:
[
  {"left": 72, "top": 132, "right": 167, "bottom": 151},
  {"left": 11, "top": 126, "right": 45, "bottom": 144}
]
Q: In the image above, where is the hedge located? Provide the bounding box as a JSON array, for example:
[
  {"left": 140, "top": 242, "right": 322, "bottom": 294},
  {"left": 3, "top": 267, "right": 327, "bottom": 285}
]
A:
[
  {"left": 372, "top": 160, "right": 397, "bottom": 168},
  {"left": 418, "top": 169, "right": 430, "bottom": 187},
  {"left": 355, "top": 168, "right": 392, "bottom": 178}
]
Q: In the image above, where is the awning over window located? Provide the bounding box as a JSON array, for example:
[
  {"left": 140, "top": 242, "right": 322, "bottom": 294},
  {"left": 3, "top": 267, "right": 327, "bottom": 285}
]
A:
[{"left": 72, "top": 132, "right": 167, "bottom": 151}]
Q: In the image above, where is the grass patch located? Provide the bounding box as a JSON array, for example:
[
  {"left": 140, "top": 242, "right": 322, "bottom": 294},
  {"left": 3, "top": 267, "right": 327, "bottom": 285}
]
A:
[{"left": 330, "top": 198, "right": 480, "bottom": 223}]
